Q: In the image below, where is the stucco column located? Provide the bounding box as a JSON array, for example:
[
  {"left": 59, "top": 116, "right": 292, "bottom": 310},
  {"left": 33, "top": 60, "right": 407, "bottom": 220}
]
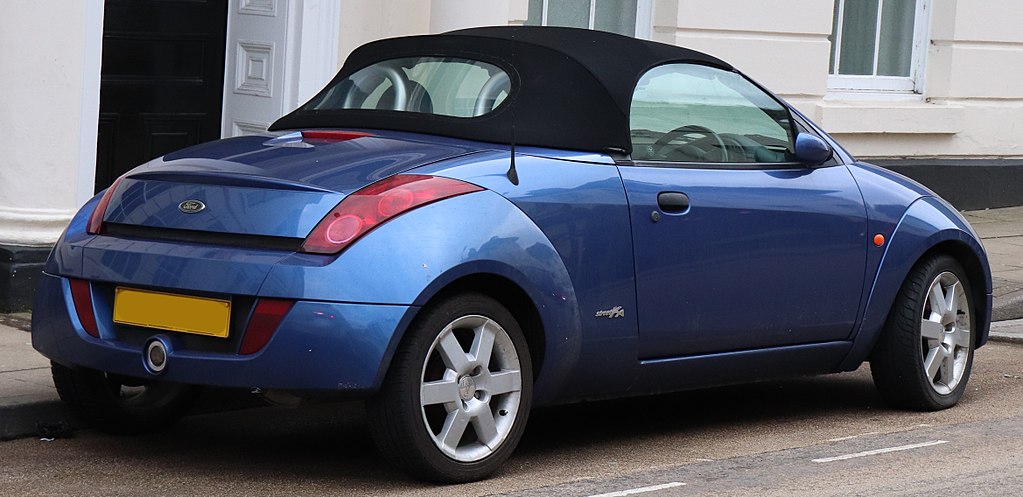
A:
[{"left": 0, "top": 0, "right": 104, "bottom": 310}]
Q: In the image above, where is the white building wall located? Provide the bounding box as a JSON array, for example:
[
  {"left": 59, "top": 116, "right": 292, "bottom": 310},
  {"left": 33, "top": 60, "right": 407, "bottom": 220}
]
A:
[
  {"left": 652, "top": 0, "right": 833, "bottom": 101},
  {"left": 430, "top": 0, "right": 522, "bottom": 33},
  {"left": 337, "top": 1, "right": 432, "bottom": 67},
  {"left": 0, "top": 0, "right": 102, "bottom": 246},
  {"left": 333, "top": 0, "right": 1023, "bottom": 160},
  {"left": 336, "top": 0, "right": 527, "bottom": 66}
]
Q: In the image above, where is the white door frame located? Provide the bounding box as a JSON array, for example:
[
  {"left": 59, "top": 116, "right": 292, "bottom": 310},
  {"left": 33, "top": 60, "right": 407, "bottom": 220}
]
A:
[
  {"left": 222, "top": 0, "right": 341, "bottom": 137},
  {"left": 286, "top": 0, "right": 341, "bottom": 112}
]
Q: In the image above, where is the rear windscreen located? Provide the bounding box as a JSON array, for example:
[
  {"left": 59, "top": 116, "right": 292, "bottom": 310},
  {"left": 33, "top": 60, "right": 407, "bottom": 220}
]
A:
[{"left": 303, "top": 57, "right": 511, "bottom": 118}]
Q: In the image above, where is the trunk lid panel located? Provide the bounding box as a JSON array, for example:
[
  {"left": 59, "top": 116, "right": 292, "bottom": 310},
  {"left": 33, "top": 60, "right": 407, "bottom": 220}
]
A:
[
  {"left": 105, "top": 178, "right": 343, "bottom": 238},
  {"left": 159, "top": 133, "right": 480, "bottom": 192},
  {"left": 105, "top": 132, "right": 483, "bottom": 238}
]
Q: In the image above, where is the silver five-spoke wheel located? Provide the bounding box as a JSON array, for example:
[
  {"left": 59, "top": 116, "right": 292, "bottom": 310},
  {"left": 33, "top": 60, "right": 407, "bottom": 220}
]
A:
[
  {"left": 920, "top": 272, "right": 971, "bottom": 395},
  {"left": 420, "top": 315, "right": 522, "bottom": 461}
]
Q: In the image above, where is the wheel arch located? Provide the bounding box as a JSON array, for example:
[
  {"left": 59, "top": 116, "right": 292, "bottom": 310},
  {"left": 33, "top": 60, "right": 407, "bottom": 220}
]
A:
[
  {"left": 371, "top": 259, "right": 580, "bottom": 406},
  {"left": 419, "top": 272, "right": 547, "bottom": 380},
  {"left": 924, "top": 239, "right": 991, "bottom": 349},
  {"left": 839, "top": 197, "right": 992, "bottom": 370}
]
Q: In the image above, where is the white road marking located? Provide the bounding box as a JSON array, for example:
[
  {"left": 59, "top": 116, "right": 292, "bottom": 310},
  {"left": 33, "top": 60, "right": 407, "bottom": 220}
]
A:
[
  {"left": 587, "top": 482, "right": 687, "bottom": 497},
  {"left": 826, "top": 431, "right": 879, "bottom": 442},
  {"left": 812, "top": 440, "right": 949, "bottom": 463}
]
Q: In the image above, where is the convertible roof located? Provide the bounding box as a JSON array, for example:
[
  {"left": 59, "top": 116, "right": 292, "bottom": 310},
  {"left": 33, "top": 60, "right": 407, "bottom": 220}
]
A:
[{"left": 270, "top": 26, "right": 732, "bottom": 154}]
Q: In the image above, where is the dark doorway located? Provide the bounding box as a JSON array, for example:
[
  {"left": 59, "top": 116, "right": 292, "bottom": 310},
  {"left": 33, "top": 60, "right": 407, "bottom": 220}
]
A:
[{"left": 96, "top": 0, "right": 228, "bottom": 192}]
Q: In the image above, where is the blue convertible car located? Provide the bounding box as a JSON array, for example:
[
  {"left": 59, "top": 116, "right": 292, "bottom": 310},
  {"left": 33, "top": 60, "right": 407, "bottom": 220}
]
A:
[{"left": 33, "top": 27, "right": 990, "bottom": 482}]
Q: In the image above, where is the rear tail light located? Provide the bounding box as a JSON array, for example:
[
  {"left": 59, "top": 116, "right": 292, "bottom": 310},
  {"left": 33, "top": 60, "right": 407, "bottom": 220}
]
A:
[
  {"left": 300, "top": 174, "right": 483, "bottom": 255},
  {"left": 69, "top": 279, "right": 99, "bottom": 338},
  {"left": 239, "top": 299, "right": 294, "bottom": 355},
  {"left": 87, "top": 176, "right": 125, "bottom": 235}
]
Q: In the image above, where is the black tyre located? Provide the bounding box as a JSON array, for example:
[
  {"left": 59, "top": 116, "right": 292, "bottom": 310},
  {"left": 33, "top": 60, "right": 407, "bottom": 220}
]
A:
[
  {"left": 871, "top": 254, "right": 975, "bottom": 410},
  {"left": 51, "top": 362, "right": 200, "bottom": 434},
  {"left": 368, "top": 293, "right": 533, "bottom": 483}
]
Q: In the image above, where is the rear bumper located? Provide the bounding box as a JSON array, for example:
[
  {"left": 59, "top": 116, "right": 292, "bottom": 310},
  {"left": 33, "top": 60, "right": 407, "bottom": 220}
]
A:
[{"left": 31, "top": 272, "right": 415, "bottom": 393}]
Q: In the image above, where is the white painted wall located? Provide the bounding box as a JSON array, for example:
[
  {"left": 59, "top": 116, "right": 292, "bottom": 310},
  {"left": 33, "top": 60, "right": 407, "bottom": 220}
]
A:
[
  {"left": 653, "top": 0, "right": 833, "bottom": 106},
  {"left": 337, "top": 1, "right": 432, "bottom": 68},
  {"left": 430, "top": 0, "right": 514, "bottom": 33},
  {"left": 336, "top": 0, "right": 525, "bottom": 68},
  {"left": 0, "top": 0, "right": 103, "bottom": 246}
]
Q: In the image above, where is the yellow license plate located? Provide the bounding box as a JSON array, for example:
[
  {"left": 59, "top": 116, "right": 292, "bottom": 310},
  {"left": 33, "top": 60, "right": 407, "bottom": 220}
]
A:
[{"left": 113, "top": 287, "right": 231, "bottom": 338}]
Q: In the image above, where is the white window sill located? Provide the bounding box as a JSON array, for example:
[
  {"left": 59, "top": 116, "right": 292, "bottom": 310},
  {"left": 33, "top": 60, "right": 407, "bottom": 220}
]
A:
[
  {"left": 815, "top": 100, "right": 964, "bottom": 135},
  {"left": 824, "top": 89, "right": 926, "bottom": 103}
]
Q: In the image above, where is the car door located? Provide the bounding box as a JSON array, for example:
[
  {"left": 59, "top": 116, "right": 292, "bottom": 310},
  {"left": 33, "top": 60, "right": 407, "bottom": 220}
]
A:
[{"left": 622, "top": 63, "right": 867, "bottom": 359}]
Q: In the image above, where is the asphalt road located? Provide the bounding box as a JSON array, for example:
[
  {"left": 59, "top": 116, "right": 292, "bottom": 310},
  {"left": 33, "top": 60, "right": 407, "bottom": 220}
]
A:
[{"left": 2, "top": 342, "right": 1022, "bottom": 497}]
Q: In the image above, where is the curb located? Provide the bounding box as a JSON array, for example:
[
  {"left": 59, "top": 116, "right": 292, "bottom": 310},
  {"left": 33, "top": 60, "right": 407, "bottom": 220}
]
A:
[
  {"left": 989, "top": 318, "right": 1023, "bottom": 345},
  {"left": 0, "top": 401, "right": 80, "bottom": 442},
  {"left": 0, "top": 388, "right": 266, "bottom": 442}
]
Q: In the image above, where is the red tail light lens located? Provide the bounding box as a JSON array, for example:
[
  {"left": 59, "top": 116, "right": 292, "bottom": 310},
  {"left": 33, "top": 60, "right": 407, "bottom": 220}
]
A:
[
  {"left": 69, "top": 279, "right": 99, "bottom": 338},
  {"left": 300, "top": 175, "right": 483, "bottom": 255},
  {"left": 86, "top": 177, "right": 125, "bottom": 235},
  {"left": 239, "top": 298, "right": 294, "bottom": 355}
]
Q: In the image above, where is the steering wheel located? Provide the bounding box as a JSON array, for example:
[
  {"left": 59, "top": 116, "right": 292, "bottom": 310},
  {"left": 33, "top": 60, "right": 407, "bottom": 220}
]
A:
[
  {"left": 652, "top": 124, "right": 729, "bottom": 162},
  {"left": 342, "top": 64, "right": 411, "bottom": 111},
  {"left": 473, "top": 72, "right": 510, "bottom": 116}
]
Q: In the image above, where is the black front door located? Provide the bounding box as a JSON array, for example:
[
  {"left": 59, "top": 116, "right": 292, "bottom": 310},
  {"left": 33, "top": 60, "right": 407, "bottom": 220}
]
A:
[{"left": 96, "top": 0, "right": 228, "bottom": 192}]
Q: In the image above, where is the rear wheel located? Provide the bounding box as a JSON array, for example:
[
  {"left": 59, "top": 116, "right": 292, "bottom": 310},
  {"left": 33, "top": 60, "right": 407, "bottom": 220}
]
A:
[
  {"left": 368, "top": 293, "right": 532, "bottom": 482},
  {"left": 51, "top": 362, "right": 199, "bottom": 434},
  {"left": 871, "top": 255, "right": 975, "bottom": 410}
]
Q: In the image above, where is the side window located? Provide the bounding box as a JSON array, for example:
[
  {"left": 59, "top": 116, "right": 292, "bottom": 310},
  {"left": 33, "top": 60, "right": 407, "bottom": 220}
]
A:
[{"left": 630, "top": 64, "right": 795, "bottom": 164}]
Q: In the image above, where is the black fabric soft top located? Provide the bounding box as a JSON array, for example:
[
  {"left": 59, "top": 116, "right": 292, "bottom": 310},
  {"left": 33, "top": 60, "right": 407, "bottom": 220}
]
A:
[{"left": 270, "top": 26, "right": 732, "bottom": 154}]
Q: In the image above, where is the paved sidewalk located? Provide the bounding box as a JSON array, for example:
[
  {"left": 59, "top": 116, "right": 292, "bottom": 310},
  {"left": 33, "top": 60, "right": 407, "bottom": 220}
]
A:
[
  {"left": 963, "top": 207, "right": 1023, "bottom": 321},
  {"left": 1, "top": 206, "right": 1021, "bottom": 441},
  {"left": 0, "top": 323, "right": 80, "bottom": 440}
]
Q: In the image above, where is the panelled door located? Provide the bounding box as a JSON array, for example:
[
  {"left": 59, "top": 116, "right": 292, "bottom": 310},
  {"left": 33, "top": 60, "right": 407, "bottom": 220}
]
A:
[{"left": 96, "top": 0, "right": 228, "bottom": 192}]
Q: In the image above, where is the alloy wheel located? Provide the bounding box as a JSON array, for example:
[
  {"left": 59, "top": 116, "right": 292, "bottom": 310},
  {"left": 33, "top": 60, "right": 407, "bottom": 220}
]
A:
[
  {"left": 419, "top": 315, "right": 523, "bottom": 462},
  {"left": 919, "top": 271, "right": 972, "bottom": 395}
]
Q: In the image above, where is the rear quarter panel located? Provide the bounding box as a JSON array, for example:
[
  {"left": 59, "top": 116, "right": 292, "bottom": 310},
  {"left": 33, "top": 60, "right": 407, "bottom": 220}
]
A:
[
  {"left": 413, "top": 151, "right": 642, "bottom": 404},
  {"left": 259, "top": 188, "right": 589, "bottom": 404}
]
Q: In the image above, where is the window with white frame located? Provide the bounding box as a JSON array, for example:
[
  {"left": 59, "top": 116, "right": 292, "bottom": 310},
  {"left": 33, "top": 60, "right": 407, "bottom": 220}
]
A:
[
  {"left": 525, "top": 0, "right": 652, "bottom": 39},
  {"left": 828, "top": 0, "right": 930, "bottom": 92}
]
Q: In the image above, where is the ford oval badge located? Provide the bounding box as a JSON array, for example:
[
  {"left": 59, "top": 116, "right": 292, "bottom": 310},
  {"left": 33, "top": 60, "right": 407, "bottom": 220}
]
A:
[{"left": 178, "top": 200, "right": 206, "bottom": 214}]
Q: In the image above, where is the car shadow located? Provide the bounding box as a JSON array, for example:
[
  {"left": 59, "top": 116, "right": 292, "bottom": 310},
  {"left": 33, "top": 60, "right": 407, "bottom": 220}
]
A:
[{"left": 65, "top": 368, "right": 886, "bottom": 494}]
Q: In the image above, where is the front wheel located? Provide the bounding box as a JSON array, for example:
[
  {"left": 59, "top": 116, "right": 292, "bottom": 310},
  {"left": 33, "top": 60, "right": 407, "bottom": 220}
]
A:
[
  {"left": 870, "top": 255, "right": 975, "bottom": 410},
  {"left": 51, "top": 362, "right": 200, "bottom": 434},
  {"left": 368, "top": 293, "right": 533, "bottom": 482}
]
